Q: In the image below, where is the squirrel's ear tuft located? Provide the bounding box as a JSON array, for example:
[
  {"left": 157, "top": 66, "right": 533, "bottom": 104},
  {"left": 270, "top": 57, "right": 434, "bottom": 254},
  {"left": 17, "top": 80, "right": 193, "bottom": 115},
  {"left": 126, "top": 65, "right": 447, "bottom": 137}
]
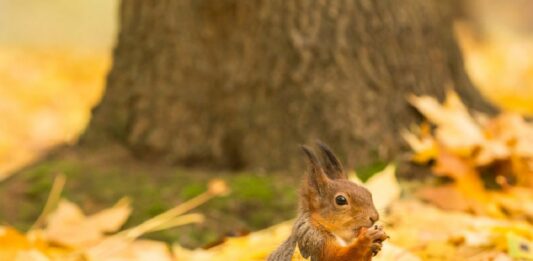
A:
[
  {"left": 301, "top": 145, "right": 320, "bottom": 170},
  {"left": 301, "top": 145, "right": 329, "bottom": 194},
  {"left": 316, "top": 141, "right": 347, "bottom": 180}
]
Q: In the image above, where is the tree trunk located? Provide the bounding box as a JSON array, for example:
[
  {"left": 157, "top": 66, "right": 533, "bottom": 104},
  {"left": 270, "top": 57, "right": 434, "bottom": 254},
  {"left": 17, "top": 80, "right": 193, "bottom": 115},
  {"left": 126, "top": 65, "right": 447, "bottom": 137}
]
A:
[{"left": 83, "top": 0, "right": 494, "bottom": 171}]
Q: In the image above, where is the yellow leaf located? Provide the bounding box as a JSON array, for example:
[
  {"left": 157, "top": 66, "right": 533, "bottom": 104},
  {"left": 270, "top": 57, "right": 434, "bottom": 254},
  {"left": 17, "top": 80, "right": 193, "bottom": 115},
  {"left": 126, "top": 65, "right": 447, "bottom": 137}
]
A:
[
  {"left": 401, "top": 129, "right": 438, "bottom": 163},
  {"left": 87, "top": 238, "right": 173, "bottom": 261},
  {"left": 14, "top": 250, "right": 50, "bottom": 261},
  {"left": 87, "top": 198, "right": 132, "bottom": 233},
  {"left": 0, "top": 227, "right": 51, "bottom": 261},
  {"left": 174, "top": 220, "right": 296, "bottom": 261},
  {"left": 44, "top": 198, "right": 131, "bottom": 247},
  {"left": 362, "top": 164, "right": 401, "bottom": 212},
  {"left": 385, "top": 200, "right": 530, "bottom": 259},
  {"left": 408, "top": 91, "right": 485, "bottom": 155},
  {"left": 507, "top": 232, "right": 533, "bottom": 259},
  {"left": 374, "top": 243, "right": 421, "bottom": 261}
]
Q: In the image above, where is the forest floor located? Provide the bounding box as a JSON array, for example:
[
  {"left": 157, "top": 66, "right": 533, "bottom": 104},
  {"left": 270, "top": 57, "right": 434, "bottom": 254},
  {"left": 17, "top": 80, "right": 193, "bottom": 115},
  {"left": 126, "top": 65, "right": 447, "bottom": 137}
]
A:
[
  {"left": 0, "top": 144, "right": 301, "bottom": 248},
  {"left": 0, "top": 143, "right": 386, "bottom": 248}
]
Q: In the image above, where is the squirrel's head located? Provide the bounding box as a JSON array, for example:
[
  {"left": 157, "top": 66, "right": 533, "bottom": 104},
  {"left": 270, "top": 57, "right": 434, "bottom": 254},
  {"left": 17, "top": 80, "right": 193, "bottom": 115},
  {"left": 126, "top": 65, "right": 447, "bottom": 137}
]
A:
[{"left": 300, "top": 142, "right": 379, "bottom": 242}]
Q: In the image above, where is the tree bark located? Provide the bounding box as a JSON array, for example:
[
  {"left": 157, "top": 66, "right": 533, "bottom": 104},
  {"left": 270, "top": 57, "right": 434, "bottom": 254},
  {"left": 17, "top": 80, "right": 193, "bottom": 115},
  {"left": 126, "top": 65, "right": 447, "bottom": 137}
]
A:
[{"left": 83, "top": 0, "right": 495, "bottom": 171}]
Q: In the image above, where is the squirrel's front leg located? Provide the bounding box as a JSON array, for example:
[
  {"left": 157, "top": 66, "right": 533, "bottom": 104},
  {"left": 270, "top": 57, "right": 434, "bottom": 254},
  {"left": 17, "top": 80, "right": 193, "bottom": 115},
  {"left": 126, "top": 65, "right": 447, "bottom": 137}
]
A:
[{"left": 323, "top": 225, "right": 388, "bottom": 261}]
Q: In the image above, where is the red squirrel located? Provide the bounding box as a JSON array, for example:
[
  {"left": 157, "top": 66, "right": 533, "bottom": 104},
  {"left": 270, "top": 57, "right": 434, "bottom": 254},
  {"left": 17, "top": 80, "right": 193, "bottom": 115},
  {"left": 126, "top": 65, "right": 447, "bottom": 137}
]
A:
[{"left": 268, "top": 143, "right": 388, "bottom": 261}]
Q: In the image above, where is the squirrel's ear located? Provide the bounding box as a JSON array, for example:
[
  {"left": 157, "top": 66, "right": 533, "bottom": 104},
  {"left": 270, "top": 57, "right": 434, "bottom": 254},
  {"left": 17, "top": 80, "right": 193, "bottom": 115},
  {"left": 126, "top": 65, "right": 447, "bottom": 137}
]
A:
[
  {"left": 301, "top": 145, "right": 329, "bottom": 194},
  {"left": 316, "top": 141, "right": 347, "bottom": 180}
]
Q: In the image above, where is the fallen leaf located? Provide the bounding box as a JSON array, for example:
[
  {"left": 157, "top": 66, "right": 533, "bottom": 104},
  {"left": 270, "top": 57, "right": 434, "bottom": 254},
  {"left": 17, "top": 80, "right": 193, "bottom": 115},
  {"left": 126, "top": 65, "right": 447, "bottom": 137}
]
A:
[
  {"left": 408, "top": 91, "right": 485, "bottom": 155},
  {"left": 417, "top": 185, "right": 471, "bottom": 212},
  {"left": 385, "top": 200, "right": 533, "bottom": 260},
  {"left": 401, "top": 129, "right": 438, "bottom": 163},
  {"left": 362, "top": 164, "right": 401, "bottom": 212},
  {"left": 87, "top": 198, "right": 132, "bottom": 233},
  {"left": 506, "top": 232, "right": 533, "bottom": 259},
  {"left": 45, "top": 198, "right": 131, "bottom": 247},
  {"left": 87, "top": 238, "right": 173, "bottom": 261},
  {"left": 374, "top": 243, "right": 421, "bottom": 261},
  {"left": 14, "top": 250, "right": 50, "bottom": 261}
]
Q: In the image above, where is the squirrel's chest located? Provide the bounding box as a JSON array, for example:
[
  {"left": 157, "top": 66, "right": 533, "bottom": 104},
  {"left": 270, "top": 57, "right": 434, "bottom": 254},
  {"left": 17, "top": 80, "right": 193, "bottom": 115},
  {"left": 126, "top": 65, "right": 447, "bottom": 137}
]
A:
[{"left": 333, "top": 233, "right": 349, "bottom": 247}]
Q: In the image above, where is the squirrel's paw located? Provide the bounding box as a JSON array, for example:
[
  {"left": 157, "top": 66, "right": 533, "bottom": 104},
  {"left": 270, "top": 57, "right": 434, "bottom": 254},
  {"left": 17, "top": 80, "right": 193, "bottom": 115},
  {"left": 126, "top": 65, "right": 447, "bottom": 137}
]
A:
[{"left": 364, "top": 225, "right": 388, "bottom": 256}]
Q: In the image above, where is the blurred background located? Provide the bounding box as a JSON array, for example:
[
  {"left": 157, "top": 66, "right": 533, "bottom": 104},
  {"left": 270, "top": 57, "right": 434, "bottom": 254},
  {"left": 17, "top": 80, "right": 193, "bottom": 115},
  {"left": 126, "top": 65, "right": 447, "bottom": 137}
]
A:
[
  {"left": 0, "top": 0, "right": 116, "bottom": 175},
  {"left": 2, "top": 0, "right": 533, "bottom": 260}
]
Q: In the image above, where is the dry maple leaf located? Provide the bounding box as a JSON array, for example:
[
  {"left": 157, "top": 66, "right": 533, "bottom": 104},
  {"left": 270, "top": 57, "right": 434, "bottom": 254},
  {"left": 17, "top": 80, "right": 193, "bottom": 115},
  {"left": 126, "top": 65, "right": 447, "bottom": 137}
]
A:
[
  {"left": 406, "top": 91, "right": 533, "bottom": 218},
  {"left": 44, "top": 198, "right": 131, "bottom": 248},
  {"left": 401, "top": 128, "right": 437, "bottom": 164},
  {"left": 408, "top": 91, "right": 485, "bottom": 155}
]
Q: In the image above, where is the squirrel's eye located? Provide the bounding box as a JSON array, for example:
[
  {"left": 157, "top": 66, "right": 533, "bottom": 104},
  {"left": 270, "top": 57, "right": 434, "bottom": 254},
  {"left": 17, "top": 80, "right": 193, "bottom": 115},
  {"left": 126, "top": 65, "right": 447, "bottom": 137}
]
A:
[{"left": 335, "top": 195, "right": 348, "bottom": 206}]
